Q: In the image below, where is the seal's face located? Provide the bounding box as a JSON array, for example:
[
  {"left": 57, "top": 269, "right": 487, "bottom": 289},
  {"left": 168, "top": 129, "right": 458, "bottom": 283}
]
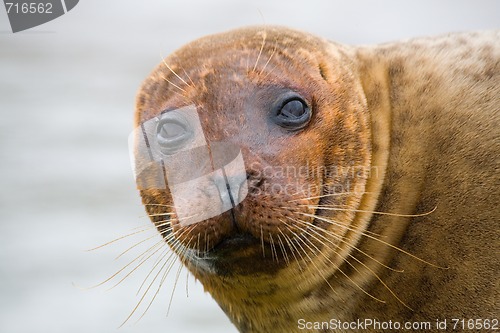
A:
[{"left": 134, "top": 27, "right": 371, "bottom": 277}]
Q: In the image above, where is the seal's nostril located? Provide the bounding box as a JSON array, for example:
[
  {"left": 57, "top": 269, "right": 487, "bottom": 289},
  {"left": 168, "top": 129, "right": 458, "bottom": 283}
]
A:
[{"left": 245, "top": 171, "right": 264, "bottom": 194}]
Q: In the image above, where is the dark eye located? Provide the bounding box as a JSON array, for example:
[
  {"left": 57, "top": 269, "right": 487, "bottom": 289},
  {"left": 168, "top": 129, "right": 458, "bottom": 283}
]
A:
[
  {"left": 156, "top": 112, "right": 193, "bottom": 154},
  {"left": 273, "top": 94, "right": 311, "bottom": 130}
]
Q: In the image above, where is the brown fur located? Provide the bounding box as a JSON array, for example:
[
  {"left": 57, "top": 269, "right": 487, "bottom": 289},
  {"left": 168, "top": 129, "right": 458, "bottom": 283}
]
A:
[{"left": 134, "top": 27, "right": 499, "bottom": 332}]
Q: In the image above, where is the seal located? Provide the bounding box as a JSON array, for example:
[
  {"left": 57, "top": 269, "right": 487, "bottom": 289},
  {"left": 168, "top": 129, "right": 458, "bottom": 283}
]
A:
[{"left": 133, "top": 26, "right": 499, "bottom": 332}]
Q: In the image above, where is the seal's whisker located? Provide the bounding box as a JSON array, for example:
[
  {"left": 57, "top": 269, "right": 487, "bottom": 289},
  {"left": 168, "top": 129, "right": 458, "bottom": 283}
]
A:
[
  {"left": 289, "top": 191, "right": 369, "bottom": 202},
  {"left": 207, "top": 234, "right": 212, "bottom": 255},
  {"left": 196, "top": 233, "right": 201, "bottom": 256},
  {"left": 106, "top": 239, "right": 169, "bottom": 291},
  {"left": 118, "top": 229, "right": 174, "bottom": 272},
  {"left": 290, "top": 216, "right": 403, "bottom": 273},
  {"left": 286, "top": 232, "right": 308, "bottom": 272},
  {"left": 134, "top": 254, "right": 176, "bottom": 323},
  {"left": 285, "top": 225, "right": 339, "bottom": 297},
  {"left": 167, "top": 226, "right": 194, "bottom": 249},
  {"left": 159, "top": 74, "right": 187, "bottom": 94},
  {"left": 287, "top": 219, "right": 384, "bottom": 303},
  {"left": 136, "top": 229, "right": 189, "bottom": 296},
  {"left": 259, "top": 38, "right": 277, "bottom": 75},
  {"left": 144, "top": 203, "right": 175, "bottom": 208},
  {"left": 299, "top": 220, "right": 411, "bottom": 309},
  {"left": 146, "top": 212, "right": 175, "bottom": 218},
  {"left": 299, "top": 210, "right": 384, "bottom": 237},
  {"left": 153, "top": 219, "right": 175, "bottom": 231},
  {"left": 295, "top": 223, "right": 386, "bottom": 304},
  {"left": 116, "top": 218, "right": 175, "bottom": 239},
  {"left": 276, "top": 234, "right": 290, "bottom": 265},
  {"left": 303, "top": 212, "right": 447, "bottom": 269},
  {"left": 125, "top": 236, "right": 191, "bottom": 327},
  {"left": 128, "top": 223, "right": 157, "bottom": 231},
  {"left": 119, "top": 248, "right": 175, "bottom": 327},
  {"left": 185, "top": 266, "right": 190, "bottom": 297},
  {"left": 86, "top": 228, "right": 151, "bottom": 251},
  {"left": 204, "top": 231, "right": 209, "bottom": 254},
  {"left": 277, "top": 227, "right": 304, "bottom": 271},
  {"left": 181, "top": 67, "right": 196, "bottom": 88},
  {"left": 245, "top": 51, "right": 250, "bottom": 73},
  {"left": 116, "top": 233, "right": 164, "bottom": 260},
  {"left": 160, "top": 56, "right": 192, "bottom": 88},
  {"left": 136, "top": 246, "right": 175, "bottom": 296},
  {"left": 144, "top": 219, "right": 173, "bottom": 231},
  {"left": 252, "top": 31, "right": 267, "bottom": 72},
  {"left": 269, "top": 233, "right": 278, "bottom": 262},
  {"left": 148, "top": 222, "right": 174, "bottom": 239},
  {"left": 284, "top": 208, "right": 381, "bottom": 238},
  {"left": 303, "top": 204, "right": 438, "bottom": 218},
  {"left": 166, "top": 253, "right": 186, "bottom": 317},
  {"left": 260, "top": 62, "right": 279, "bottom": 82},
  {"left": 179, "top": 214, "right": 201, "bottom": 224},
  {"left": 260, "top": 225, "right": 266, "bottom": 258},
  {"left": 86, "top": 237, "right": 166, "bottom": 290},
  {"left": 136, "top": 241, "right": 186, "bottom": 322}
]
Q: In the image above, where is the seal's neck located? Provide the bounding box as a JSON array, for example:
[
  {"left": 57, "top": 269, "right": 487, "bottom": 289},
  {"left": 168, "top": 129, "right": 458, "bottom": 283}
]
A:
[
  {"left": 189, "top": 257, "right": 335, "bottom": 333},
  {"left": 333, "top": 46, "right": 433, "bottom": 314}
]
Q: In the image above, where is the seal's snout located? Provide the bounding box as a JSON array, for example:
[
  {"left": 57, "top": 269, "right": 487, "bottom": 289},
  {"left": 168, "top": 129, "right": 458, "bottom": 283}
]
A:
[
  {"left": 165, "top": 155, "right": 319, "bottom": 257},
  {"left": 167, "top": 170, "right": 256, "bottom": 253}
]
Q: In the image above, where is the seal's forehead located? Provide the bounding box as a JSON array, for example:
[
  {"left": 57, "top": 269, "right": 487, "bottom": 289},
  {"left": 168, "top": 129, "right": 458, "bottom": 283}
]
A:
[
  {"left": 168, "top": 25, "right": 328, "bottom": 66},
  {"left": 135, "top": 26, "right": 333, "bottom": 124},
  {"left": 158, "top": 26, "right": 332, "bottom": 88},
  {"left": 184, "top": 26, "right": 322, "bottom": 50}
]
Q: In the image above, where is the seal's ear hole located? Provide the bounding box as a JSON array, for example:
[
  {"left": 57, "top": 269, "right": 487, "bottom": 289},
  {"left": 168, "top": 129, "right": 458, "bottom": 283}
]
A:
[{"left": 318, "top": 63, "right": 328, "bottom": 81}]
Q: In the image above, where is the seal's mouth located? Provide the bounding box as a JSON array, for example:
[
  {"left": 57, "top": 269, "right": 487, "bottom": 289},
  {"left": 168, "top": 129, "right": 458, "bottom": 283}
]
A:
[
  {"left": 191, "top": 232, "right": 286, "bottom": 275},
  {"left": 211, "top": 233, "right": 258, "bottom": 253}
]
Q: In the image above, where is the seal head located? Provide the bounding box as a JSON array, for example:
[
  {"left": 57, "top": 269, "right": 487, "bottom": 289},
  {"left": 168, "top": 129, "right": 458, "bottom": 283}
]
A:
[{"left": 134, "top": 26, "right": 372, "bottom": 278}]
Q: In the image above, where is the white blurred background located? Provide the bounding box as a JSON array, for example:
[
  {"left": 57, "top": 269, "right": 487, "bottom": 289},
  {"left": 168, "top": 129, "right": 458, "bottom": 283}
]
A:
[{"left": 0, "top": 1, "right": 498, "bottom": 332}]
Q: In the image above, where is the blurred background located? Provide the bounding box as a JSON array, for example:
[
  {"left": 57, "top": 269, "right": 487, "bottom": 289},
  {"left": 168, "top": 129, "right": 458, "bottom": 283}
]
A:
[{"left": 0, "top": 1, "right": 498, "bottom": 332}]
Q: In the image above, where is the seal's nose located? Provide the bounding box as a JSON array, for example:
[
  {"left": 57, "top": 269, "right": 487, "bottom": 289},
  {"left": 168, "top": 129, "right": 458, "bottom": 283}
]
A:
[
  {"left": 245, "top": 170, "right": 265, "bottom": 196},
  {"left": 211, "top": 170, "right": 249, "bottom": 209}
]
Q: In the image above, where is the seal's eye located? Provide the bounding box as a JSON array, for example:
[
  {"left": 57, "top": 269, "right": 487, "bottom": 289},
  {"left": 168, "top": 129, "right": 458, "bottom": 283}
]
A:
[
  {"left": 273, "top": 95, "right": 311, "bottom": 130},
  {"left": 159, "top": 122, "right": 184, "bottom": 139},
  {"left": 156, "top": 112, "right": 193, "bottom": 155}
]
